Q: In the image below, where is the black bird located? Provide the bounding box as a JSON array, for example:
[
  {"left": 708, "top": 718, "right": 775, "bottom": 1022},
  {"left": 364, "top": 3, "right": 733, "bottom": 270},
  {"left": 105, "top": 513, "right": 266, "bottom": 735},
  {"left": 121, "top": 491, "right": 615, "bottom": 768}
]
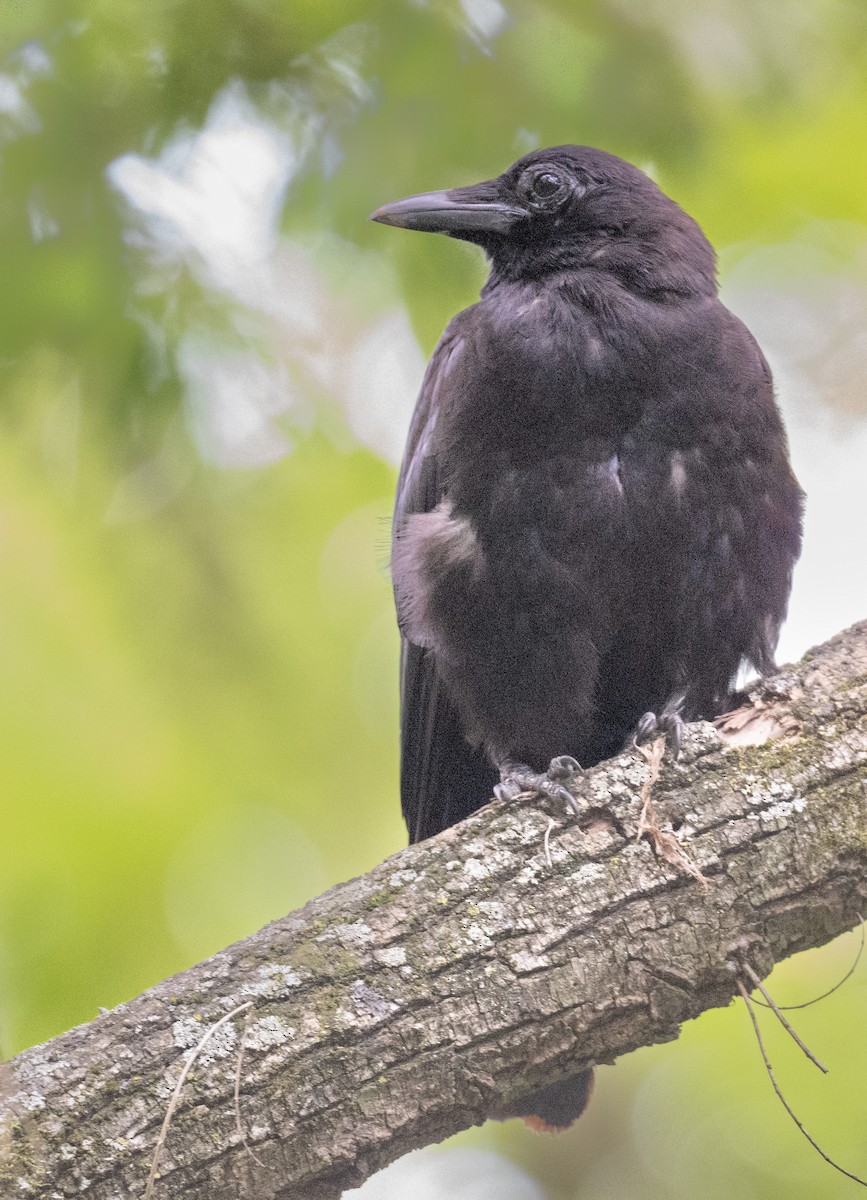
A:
[{"left": 372, "top": 146, "right": 803, "bottom": 1127}]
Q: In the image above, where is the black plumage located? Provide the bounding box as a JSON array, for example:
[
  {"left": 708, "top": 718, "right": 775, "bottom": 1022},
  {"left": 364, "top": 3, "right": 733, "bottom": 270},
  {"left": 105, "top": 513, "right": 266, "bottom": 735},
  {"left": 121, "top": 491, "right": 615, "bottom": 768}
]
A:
[
  {"left": 373, "top": 146, "right": 803, "bottom": 848},
  {"left": 371, "top": 146, "right": 803, "bottom": 1130}
]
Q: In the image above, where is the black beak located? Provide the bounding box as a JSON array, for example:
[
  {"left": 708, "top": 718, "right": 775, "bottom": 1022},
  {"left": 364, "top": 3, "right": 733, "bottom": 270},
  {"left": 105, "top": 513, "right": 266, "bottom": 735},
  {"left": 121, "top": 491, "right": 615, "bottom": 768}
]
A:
[{"left": 370, "top": 180, "right": 524, "bottom": 236}]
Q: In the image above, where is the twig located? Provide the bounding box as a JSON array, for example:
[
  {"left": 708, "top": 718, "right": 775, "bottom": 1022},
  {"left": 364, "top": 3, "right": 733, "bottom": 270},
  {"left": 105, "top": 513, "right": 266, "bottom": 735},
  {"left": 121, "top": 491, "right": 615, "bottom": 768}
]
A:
[
  {"left": 633, "top": 735, "right": 707, "bottom": 888},
  {"left": 737, "top": 980, "right": 867, "bottom": 1187},
  {"left": 543, "top": 817, "right": 555, "bottom": 867},
  {"left": 144, "top": 1001, "right": 253, "bottom": 1200},
  {"left": 741, "top": 963, "right": 828, "bottom": 1073},
  {"left": 750, "top": 916, "right": 864, "bottom": 1012},
  {"left": 634, "top": 735, "right": 666, "bottom": 843}
]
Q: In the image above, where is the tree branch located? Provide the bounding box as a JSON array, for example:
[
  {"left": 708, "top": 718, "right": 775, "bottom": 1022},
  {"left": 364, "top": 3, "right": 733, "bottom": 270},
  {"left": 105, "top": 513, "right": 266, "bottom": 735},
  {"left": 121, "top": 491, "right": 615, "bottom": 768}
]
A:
[{"left": 2, "top": 622, "right": 866, "bottom": 1200}]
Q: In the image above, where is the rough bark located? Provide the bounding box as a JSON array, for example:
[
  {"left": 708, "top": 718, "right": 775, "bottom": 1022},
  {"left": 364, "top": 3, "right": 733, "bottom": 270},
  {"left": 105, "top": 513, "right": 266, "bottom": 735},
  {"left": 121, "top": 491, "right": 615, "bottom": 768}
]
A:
[{"left": 2, "top": 623, "right": 867, "bottom": 1200}]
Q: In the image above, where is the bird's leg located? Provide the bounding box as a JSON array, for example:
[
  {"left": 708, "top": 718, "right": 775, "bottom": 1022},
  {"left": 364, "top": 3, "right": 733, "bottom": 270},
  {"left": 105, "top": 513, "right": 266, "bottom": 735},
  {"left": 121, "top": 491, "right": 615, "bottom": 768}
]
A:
[
  {"left": 494, "top": 755, "right": 583, "bottom": 816},
  {"left": 633, "top": 696, "right": 686, "bottom": 758}
]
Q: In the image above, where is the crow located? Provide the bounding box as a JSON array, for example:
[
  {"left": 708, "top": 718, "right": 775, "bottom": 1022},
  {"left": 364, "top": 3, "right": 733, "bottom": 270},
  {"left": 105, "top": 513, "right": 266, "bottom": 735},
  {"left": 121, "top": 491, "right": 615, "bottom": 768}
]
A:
[{"left": 371, "top": 145, "right": 803, "bottom": 1128}]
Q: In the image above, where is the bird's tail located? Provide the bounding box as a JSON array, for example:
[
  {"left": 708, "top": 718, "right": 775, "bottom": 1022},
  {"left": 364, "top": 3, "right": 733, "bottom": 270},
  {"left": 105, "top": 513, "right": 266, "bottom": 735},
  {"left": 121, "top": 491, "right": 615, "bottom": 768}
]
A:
[{"left": 493, "top": 1068, "right": 596, "bottom": 1133}]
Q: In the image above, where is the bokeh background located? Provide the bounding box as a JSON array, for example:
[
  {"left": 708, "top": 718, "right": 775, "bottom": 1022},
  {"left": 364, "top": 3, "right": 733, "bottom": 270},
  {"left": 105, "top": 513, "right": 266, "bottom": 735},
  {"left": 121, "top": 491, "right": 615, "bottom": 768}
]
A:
[{"left": 2, "top": 1, "right": 866, "bottom": 1196}]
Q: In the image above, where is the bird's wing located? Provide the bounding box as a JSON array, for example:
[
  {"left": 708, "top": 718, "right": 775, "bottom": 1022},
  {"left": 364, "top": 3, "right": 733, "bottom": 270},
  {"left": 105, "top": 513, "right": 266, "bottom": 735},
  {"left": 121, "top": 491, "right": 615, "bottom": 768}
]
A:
[{"left": 394, "top": 328, "right": 497, "bottom": 843}]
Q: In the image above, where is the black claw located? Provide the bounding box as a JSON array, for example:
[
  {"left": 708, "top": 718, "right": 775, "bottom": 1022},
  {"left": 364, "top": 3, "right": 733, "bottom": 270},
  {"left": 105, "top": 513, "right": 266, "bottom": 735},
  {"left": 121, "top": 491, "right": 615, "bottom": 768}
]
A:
[
  {"left": 662, "top": 713, "right": 685, "bottom": 757},
  {"left": 544, "top": 781, "right": 582, "bottom": 816},
  {"left": 633, "top": 708, "right": 684, "bottom": 758},
  {"left": 634, "top": 711, "right": 658, "bottom": 743},
  {"left": 547, "top": 754, "right": 583, "bottom": 779}
]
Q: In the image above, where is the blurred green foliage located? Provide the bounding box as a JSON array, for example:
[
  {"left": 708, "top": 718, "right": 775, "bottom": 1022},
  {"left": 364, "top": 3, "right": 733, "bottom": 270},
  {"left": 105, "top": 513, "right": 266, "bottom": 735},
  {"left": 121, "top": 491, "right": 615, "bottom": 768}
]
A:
[{"left": 1, "top": 1, "right": 866, "bottom": 1196}]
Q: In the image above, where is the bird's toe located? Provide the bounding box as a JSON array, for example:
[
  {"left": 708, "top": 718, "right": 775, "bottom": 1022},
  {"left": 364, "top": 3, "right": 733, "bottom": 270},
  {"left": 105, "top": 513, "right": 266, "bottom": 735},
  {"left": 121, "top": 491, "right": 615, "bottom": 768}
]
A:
[
  {"left": 634, "top": 711, "right": 659, "bottom": 743},
  {"left": 659, "top": 711, "right": 685, "bottom": 757},
  {"left": 542, "top": 780, "right": 582, "bottom": 816},
  {"left": 547, "top": 754, "right": 583, "bottom": 779},
  {"left": 496, "top": 761, "right": 581, "bottom": 816},
  {"left": 633, "top": 707, "right": 685, "bottom": 758},
  {"left": 494, "top": 778, "right": 524, "bottom": 802},
  {"left": 495, "top": 762, "right": 544, "bottom": 801}
]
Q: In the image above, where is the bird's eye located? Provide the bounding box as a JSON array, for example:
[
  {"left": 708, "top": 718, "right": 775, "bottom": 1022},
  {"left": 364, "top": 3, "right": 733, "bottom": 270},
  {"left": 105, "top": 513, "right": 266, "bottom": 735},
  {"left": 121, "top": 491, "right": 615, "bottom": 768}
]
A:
[
  {"left": 532, "top": 172, "right": 562, "bottom": 198},
  {"left": 517, "top": 166, "right": 576, "bottom": 211}
]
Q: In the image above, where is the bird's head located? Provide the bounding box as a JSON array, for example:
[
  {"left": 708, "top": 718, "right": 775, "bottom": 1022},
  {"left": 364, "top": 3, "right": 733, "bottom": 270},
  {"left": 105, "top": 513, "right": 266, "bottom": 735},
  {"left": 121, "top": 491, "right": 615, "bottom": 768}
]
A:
[{"left": 371, "top": 145, "right": 716, "bottom": 299}]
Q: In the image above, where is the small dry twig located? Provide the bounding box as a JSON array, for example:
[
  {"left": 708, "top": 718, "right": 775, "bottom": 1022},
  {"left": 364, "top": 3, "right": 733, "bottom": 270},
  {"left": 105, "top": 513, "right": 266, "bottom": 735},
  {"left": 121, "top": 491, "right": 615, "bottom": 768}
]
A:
[
  {"left": 740, "top": 963, "right": 827, "bottom": 1072},
  {"left": 543, "top": 817, "right": 555, "bottom": 867},
  {"left": 634, "top": 734, "right": 666, "bottom": 843},
  {"left": 144, "top": 1001, "right": 253, "bottom": 1200},
  {"left": 737, "top": 980, "right": 867, "bottom": 1187},
  {"left": 633, "top": 735, "right": 707, "bottom": 889},
  {"left": 750, "top": 916, "right": 865, "bottom": 1012}
]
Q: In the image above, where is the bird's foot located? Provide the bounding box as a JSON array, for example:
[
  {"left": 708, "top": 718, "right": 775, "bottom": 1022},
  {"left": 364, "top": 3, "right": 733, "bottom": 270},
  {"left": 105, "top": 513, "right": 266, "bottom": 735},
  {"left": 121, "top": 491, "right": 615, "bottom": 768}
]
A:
[
  {"left": 494, "top": 756, "right": 583, "bottom": 816},
  {"left": 633, "top": 707, "right": 685, "bottom": 758}
]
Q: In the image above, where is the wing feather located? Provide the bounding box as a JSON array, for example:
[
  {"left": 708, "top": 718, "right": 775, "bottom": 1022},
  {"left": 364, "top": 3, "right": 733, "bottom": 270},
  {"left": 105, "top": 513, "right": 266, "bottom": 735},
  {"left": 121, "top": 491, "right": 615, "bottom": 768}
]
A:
[{"left": 393, "top": 328, "right": 496, "bottom": 842}]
